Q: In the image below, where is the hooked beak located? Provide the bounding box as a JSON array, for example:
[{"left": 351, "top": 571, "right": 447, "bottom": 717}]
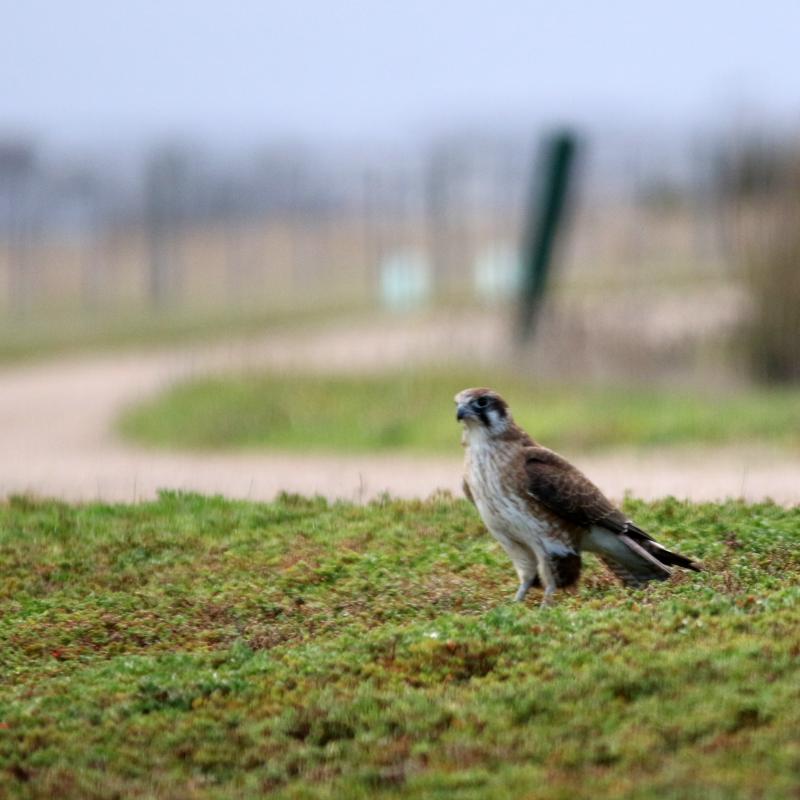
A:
[{"left": 456, "top": 403, "right": 473, "bottom": 422}]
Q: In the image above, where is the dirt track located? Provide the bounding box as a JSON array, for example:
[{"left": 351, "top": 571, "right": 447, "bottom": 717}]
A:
[{"left": 1, "top": 313, "right": 798, "bottom": 505}]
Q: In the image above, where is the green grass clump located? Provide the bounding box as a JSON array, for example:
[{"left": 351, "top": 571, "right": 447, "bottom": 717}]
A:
[
  {"left": 0, "top": 303, "right": 351, "bottom": 364},
  {"left": 1, "top": 493, "right": 799, "bottom": 798},
  {"left": 119, "top": 370, "right": 800, "bottom": 453}
]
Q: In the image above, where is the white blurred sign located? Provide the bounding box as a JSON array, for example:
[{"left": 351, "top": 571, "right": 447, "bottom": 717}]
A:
[
  {"left": 473, "top": 242, "right": 521, "bottom": 301},
  {"left": 379, "top": 250, "right": 431, "bottom": 311}
]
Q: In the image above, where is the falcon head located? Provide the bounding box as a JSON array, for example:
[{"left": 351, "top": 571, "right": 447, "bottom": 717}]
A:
[{"left": 454, "top": 387, "right": 511, "bottom": 435}]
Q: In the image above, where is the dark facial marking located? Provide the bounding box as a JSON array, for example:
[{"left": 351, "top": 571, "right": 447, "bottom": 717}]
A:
[
  {"left": 474, "top": 395, "right": 490, "bottom": 426},
  {"left": 472, "top": 395, "right": 506, "bottom": 427}
]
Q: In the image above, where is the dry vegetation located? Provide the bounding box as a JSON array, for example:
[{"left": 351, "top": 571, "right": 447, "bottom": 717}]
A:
[{"left": 726, "top": 142, "right": 800, "bottom": 383}]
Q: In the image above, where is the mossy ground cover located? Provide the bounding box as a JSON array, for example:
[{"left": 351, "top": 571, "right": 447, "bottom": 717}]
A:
[
  {"left": 118, "top": 370, "right": 800, "bottom": 454},
  {"left": 1, "top": 493, "right": 799, "bottom": 799}
]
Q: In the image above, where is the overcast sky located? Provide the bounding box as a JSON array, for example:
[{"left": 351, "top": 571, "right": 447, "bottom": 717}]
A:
[{"left": 1, "top": 0, "right": 798, "bottom": 148}]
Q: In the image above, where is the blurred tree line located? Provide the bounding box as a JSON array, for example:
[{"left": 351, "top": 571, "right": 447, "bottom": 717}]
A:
[{"left": 718, "top": 139, "right": 800, "bottom": 383}]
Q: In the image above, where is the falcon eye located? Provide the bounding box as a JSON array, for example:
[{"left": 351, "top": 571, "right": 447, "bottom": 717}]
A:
[{"left": 474, "top": 396, "right": 490, "bottom": 409}]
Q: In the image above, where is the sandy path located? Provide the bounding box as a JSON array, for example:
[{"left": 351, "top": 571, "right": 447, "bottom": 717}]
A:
[{"left": 0, "top": 313, "right": 798, "bottom": 505}]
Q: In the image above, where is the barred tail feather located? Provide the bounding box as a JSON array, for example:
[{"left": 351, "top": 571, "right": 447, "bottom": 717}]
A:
[
  {"left": 585, "top": 527, "right": 671, "bottom": 587},
  {"left": 624, "top": 524, "right": 703, "bottom": 573},
  {"left": 585, "top": 523, "right": 702, "bottom": 587}
]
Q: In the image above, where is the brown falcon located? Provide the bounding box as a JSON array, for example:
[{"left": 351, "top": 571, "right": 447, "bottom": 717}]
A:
[{"left": 455, "top": 387, "right": 701, "bottom": 606}]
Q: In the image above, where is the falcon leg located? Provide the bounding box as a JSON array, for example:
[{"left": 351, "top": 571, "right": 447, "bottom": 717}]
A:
[
  {"left": 537, "top": 560, "right": 558, "bottom": 609},
  {"left": 514, "top": 575, "right": 539, "bottom": 602},
  {"left": 499, "top": 539, "right": 539, "bottom": 603},
  {"left": 540, "top": 585, "right": 557, "bottom": 608}
]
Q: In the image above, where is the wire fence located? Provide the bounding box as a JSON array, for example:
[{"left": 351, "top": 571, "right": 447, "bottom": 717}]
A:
[
  {"left": 2, "top": 128, "right": 795, "bottom": 384},
  {"left": 0, "top": 132, "right": 732, "bottom": 312}
]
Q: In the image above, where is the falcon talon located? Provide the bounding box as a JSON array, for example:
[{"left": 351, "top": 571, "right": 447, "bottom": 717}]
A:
[
  {"left": 456, "top": 387, "right": 702, "bottom": 604},
  {"left": 514, "top": 575, "right": 539, "bottom": 602}
]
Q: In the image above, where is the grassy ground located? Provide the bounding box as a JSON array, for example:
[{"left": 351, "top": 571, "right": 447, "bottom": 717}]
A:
[
  {"left": 119, "top": 370, "right": 800, "bottom": 454},
  {"left": 0, "top": 304, "right": 353, "bottom": 364},
  {"left": 1, "top": 493, "right": 798, "bottom": 799}
]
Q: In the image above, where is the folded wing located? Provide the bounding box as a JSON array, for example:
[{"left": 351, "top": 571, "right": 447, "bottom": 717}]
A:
[{"left": 523, "top": 446, "right": 700, "bottom": 587}]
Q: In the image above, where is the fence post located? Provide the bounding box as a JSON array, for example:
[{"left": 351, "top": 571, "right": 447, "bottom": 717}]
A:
[{"left": 517, "top": 131, "right": 579, "bottom": 341}]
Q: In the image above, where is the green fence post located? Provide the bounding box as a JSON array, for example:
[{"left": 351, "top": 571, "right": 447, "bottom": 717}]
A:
[{"left": 518, "top": 131, "right": 579, "bottom": 341}]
